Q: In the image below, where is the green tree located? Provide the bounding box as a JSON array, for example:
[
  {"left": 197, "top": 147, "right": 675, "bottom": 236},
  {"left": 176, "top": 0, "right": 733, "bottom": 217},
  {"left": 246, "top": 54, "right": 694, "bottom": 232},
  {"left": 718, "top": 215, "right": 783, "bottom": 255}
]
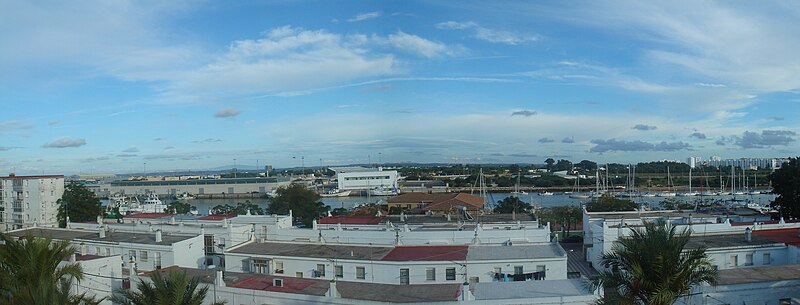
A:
[
  {"left": 770, "top": 157, "right": 800, "bottom": 219},
  {"left": 167, "top": 201, "right": 194, "bottom": 214},
  {"left": 493, "top": 196, "right": 532, "bottom": 214},
  {"left": 554, "top": 159, "right": 572, "bottom": 171},
  {"left": 591, "top": 220, "right": 717, "bottom": 305},
  {"left": 57, "top": 182, "right": 102, "bottom": 227},
  {"left": 331, "top": 207, "right": 349, "bottom": 216},
  {"left": 545, "top": 158, "right": 556, "bottom": 169},
  {"left": 0, "top": 234, "right": 100, "bottom": 305},
  {"left": 110, "top": 269, "right": 224, "bottom": 305},
  {"left": 268, "top": 184, "right": 330, "bottom": 227},
  {"left": 210, "top": 201, "right": 263, "bottom": 215},
  {"left": 585, "top": 194, "right": 638, "bottom": 212}
]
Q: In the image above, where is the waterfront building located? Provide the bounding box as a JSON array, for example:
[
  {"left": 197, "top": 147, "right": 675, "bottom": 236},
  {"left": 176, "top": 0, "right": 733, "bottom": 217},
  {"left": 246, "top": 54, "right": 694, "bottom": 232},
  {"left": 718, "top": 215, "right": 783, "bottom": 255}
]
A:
[
  {"left": 386, "top": 192, "right": 484, "bottom": 213},
  {"left": 0, "top": 174, "right": 64, "bottom": 231},
  {"left": 105, "top": 176, "right": 290, "bottom": 196},
  {"left": 332, "top": 167, "right": 399, "bottom": 191},
  {"left": 704, "top": 157, "right": 789, "bottom": 170}
]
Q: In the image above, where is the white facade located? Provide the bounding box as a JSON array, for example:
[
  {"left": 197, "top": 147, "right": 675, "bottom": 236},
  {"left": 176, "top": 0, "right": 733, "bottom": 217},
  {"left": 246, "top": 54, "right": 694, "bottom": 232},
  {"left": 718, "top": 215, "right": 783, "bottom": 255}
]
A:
[
  {"left": 64, "top": 254, "right": 124, "bottom": 305},
  {"left": 336, "top": 169, "right": 398, "bottom": 191},
  {"left": 0, "top": 174, "right": 64, "bottom": 231},
  {"left": 8, "top": 227, "right": 205, "bottom": 272}
]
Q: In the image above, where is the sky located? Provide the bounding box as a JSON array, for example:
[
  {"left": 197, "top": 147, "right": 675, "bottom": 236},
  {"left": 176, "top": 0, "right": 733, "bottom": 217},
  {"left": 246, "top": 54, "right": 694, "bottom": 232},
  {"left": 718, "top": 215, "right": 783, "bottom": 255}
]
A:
[{"left": 1, "top": 1, "right": 799, "bottom": 175}]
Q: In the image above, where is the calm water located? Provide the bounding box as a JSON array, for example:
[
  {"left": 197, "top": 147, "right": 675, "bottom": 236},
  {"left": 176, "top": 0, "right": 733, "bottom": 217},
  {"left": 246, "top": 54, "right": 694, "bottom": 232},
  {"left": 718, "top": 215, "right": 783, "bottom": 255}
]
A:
[{"left": 117, "top": 192, "right": 776, "bottom": 215}]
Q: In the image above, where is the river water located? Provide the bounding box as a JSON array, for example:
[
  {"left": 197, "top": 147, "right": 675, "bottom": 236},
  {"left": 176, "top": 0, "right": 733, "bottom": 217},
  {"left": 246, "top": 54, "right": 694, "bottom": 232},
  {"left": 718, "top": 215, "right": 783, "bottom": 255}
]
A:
[{"left": 130, "top": 192, "right": 777, "bottom": 215}]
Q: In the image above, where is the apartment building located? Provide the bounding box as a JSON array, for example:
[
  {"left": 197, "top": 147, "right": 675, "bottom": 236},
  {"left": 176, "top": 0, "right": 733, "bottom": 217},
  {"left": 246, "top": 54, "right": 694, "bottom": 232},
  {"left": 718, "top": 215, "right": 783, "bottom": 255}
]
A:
[{"left": 0, "top": 174, "right": 64, "bottom": 231}]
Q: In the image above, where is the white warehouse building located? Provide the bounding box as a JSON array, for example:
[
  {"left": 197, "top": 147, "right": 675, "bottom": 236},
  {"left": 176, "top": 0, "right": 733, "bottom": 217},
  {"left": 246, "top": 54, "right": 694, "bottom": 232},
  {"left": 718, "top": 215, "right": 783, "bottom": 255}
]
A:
[{"left": 332, "top": 167, "right": 398, "bottom": 191}]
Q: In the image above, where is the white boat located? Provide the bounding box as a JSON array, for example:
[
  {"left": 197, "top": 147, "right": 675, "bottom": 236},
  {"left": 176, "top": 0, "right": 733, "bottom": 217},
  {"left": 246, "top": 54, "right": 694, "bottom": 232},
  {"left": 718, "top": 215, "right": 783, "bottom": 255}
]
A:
[
  {"left": 657, "top": 166, "right": 677, "bottom": 197},
  {"left": 642, "top": 193, "right": 657, "bottom": 197},
  {"left": 538, "top": 192, "right": 554, "bottom": 196},
  {"left": 678, "top": 192, "right": 698, "bottom": 197},
  {"left": 699, "top": 191, "right": 717, "bottom": 196},
  {"left": 129, "top": 193, "right": 167, "bottom": 214},
  {"left": 569, "top": 193, "right": 590, "bottom": 199},
  {"left": 656, "top": 192, "right": 676, "bottom": 197},
  {"left": 369, "top": 186, "right": 397, "bottom": 196},
  {"left": 511, "top": 172, "right": 528, "bottom": 196},
  {"left": 177, "top": 192, "right": 196, "bottom": 200},
  {"left": 749, "top": 190, "right": 762, "bottom": 195},
  {"left": 320, "top": 189, "right": 352, "bottom": 197}
]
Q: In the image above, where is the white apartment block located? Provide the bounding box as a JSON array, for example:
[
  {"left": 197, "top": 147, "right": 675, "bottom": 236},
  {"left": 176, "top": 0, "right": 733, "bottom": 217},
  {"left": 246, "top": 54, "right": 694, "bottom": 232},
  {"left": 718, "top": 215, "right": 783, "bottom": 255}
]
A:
[
  {"left": 0, "top": 174, "right": 64, "bottom": 231},
  {"left": 7, "top": 227, "right": 206, "bottom": 272}
]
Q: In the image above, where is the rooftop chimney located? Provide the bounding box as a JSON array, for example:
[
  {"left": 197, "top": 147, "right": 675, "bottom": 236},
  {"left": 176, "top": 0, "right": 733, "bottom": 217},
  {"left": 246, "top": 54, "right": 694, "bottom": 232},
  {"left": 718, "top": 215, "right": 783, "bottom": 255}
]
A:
[
  {"left": 155, "top": 229, "right": 162, "bottom": 243},
  {"left": 327, "top": 280, "right": 339, "bottom": 298},
  {"left": 216, "top": 269, "right": 225, "bottom": 287},
  {"left": 744, "top": 227, "right": 752, "bottom": 242},
  {"left": 99, "top": 226, "right": 106, "bottom": 238}
]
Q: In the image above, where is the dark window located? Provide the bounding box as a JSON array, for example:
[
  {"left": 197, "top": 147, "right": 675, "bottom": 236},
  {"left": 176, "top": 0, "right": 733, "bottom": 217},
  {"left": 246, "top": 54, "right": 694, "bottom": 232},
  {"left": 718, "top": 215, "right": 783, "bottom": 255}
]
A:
[{"left": 446, "top": 268, "right": 456, "bottom": 281}]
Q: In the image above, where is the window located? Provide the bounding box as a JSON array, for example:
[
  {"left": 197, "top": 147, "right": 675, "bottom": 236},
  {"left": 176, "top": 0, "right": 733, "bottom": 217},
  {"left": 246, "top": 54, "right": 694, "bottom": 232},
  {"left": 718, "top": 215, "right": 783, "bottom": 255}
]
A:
[
  {"left": 356, "top": 267, "right": 366, "bottom": 279},
  {"left": 514, "top": 266, "right": 523, "bottom": 275},
  {"left": 446, "top": 268, "right": 456, "bottom": 281},
  {"left": 745, "top": 253, "right": 753, "bottom": 266},
  {"left": 335, "top": 265, "right": 343, "bottom": 278},
  {"left": 95, "top": 247, "right": 101, "bottom": 255},
  {"left": 252, "top": 259, "right": 268, "bottom": 274},
  {"left": 105, "top": 248, "right": 111, "bottom": 256},
  {"left": 273, "top": 278, "right": 283, "bottom": 287},
  {"left": 426, "top": 268, "right": 436, "bottom": 281},
  {"left": 140, "top": 251, "right": 148, "bottom": 262},
  {"left": 129, "top": 250, "right": 136, "bottom": 261},
  {"left": 315, "top": 264, "right": 326, "bottom": 277},
  {"left": 763, "top": 253, "right": 771, "bottom": 265},
  {"left": 296, "top": 272, "right": 303, "bottom": 278},
  {"left": 275, "top": 261, "right": 284, "bottom": 274},
  {"left": 729, "top": 255, "right": 738, "bottom": 267},
  {"left": 154, "top": 252, "right": 162, "bottom": 269},
  {"left": 204, "top": 235, "right": 215, "bottom": 254},
  {"left": 536, "top": 265, "right": 546, "bottom": 279},
  {"left": 400, "top": 268, "right": 409, "bottom": 285}
]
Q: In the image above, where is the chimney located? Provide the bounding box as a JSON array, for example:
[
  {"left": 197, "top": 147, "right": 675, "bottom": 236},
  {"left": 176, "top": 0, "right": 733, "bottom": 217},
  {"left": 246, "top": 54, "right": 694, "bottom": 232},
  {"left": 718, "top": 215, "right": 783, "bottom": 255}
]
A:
[
  {"left": 170, "top": 216, "right": 176, "bottom": 225},
  {"left": 99, "top": 226, "right": 106, "bottom": 238},
  {"left": 327, "top": 280, "right": 339, "bottom": 298},
  {"left": 216, "top": 269, "right": 225, "bottom": 287},
  {"left": 155, "top": 229, "right": 163, "bottom": 243},
  {"left": 70, "top": 253, "right": 77, "bottom": 263},
  {"left": 744, "top": 227, "right": 752, "bottom": 242},
  {"left": 460, "top": 282, "right": 474, "bottom": 301},
  {"left": 79, "top": 242, "right": 87, "bottom": 255}
]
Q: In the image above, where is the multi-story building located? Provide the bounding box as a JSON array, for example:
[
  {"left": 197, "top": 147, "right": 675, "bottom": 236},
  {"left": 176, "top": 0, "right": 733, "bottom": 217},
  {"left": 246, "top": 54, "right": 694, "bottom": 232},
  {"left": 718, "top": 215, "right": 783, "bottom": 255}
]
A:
[
  {"left": 105, "top": 176, "right": 290, "bottom": 196},
  {"left": 0, "top": 174, "right": 64, "bottom": 231},
  {"left": 332, "top": 167, "right": 399, "bottom": 191},
  {"left": 704, "top": 157, "right": 789, "bottom": 170}
]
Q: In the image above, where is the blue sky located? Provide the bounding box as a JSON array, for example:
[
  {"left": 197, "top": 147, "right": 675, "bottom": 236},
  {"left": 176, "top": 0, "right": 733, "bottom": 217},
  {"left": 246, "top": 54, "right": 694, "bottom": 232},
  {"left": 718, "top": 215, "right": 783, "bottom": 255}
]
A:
[{"left": 1, "top": 1, "right": 799, "bottom": 175}]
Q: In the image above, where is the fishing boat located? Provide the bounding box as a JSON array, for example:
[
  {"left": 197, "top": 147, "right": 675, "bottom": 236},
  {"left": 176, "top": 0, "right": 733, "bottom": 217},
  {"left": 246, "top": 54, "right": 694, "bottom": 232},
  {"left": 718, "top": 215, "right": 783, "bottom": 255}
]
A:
[
  {"left": 320, "top": 189, "right": 352, "bottom": 197},
  {"left": 176, "top": 192, "right": 196, "bottom": 200},
  {"left": 369, "top": 186, "right": 397, "bottom": 196},
  {"left": 128, "top": 193, "right": 167, "bottom": 214}
]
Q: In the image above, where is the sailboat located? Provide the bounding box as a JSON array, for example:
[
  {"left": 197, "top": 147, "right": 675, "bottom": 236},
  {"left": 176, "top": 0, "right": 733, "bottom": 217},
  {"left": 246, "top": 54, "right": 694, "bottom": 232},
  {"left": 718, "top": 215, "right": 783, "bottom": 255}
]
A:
[
  {"left": 511, "top": 171, "right": 528, "bottom": 196},
  {"left": 732, "top": 167, "right": 745, "bottom": 195},
  {"left": 657, "top": 166, "right": 677, "bottom": 197},
  {"left": 569, "top": 171, "right": 589, "bottom": 199},
  {"left": 678, "top": 167, "right": 698, "bottom": 196}
]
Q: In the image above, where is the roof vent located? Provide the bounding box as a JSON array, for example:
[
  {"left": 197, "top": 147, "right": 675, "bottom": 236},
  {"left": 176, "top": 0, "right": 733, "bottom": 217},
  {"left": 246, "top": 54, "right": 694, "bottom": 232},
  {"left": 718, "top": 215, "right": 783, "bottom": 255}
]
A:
[
  {"left": 273, "top": 278, "right": 283, "bottom": 287},
  {"left": 744, "top": 227, "right": 752, "bottom": 242}
]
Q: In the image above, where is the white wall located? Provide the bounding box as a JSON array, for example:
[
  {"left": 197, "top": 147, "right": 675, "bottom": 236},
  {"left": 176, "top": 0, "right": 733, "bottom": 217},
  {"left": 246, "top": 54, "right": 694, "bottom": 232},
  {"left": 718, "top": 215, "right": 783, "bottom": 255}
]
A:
[
  {"left": 337, "top": 170, "right": 398, "bottom": 191},
  {"left": 680, "top": 279, "right": 800, "bottom": 305},
  {"left": 67, "top": 255, "right": 123, "bottom": 305}
]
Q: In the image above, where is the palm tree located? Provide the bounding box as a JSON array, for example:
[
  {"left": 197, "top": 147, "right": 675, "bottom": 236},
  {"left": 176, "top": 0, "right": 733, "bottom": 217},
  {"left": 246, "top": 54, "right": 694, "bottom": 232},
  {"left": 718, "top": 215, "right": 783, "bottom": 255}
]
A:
[
  {"left": 590, "top": 220, "right": 717, "bottom": 305},
  {"left": 111, "top": 269, "right": 225, "bottom": 305},
  {"left": 0, "top": 233, "right": 100, "bottom": 305}
]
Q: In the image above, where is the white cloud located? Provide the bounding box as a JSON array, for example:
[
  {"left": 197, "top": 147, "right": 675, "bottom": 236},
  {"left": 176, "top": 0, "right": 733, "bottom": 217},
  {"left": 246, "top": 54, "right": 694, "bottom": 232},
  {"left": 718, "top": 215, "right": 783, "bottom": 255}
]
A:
[
  {"left": 436, "top": 21, "right": 540, "bottom": 45},
  {"left": 42, "top": 137, "right": 86, "bottom": 148},
  {"left": 384, "top": 31, "right": 453, "bottom": 58},
  {"left": 214, "top": 108, "right": 241, "bottom": 118},
  {"left": 348, "top": 11, "right": 381, "bottom": 22}
]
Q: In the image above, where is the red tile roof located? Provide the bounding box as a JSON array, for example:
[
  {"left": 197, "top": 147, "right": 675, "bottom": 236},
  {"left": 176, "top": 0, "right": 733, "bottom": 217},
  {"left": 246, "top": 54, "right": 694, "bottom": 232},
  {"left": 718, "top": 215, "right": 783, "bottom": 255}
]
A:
[
  {"left": 230, "top": 275, "right": 329, "bottom": 295},
  {"left": 753, "top": 228, "right": 800, "bottom": 246},
  {"left": 197, "top": 214, "right": 237, "bottom": 221},
  {"left": 389, "top": 192, "right": 484, "bottom": 211},
  {"left": 123, "top": 213, "right": 172, "bottom": 219},
  {"left": 381, "top": 245, "right": 468, "bottom": 261},
  {"left": 318, "top": 216, "right": 383, "bottom": 225}
]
